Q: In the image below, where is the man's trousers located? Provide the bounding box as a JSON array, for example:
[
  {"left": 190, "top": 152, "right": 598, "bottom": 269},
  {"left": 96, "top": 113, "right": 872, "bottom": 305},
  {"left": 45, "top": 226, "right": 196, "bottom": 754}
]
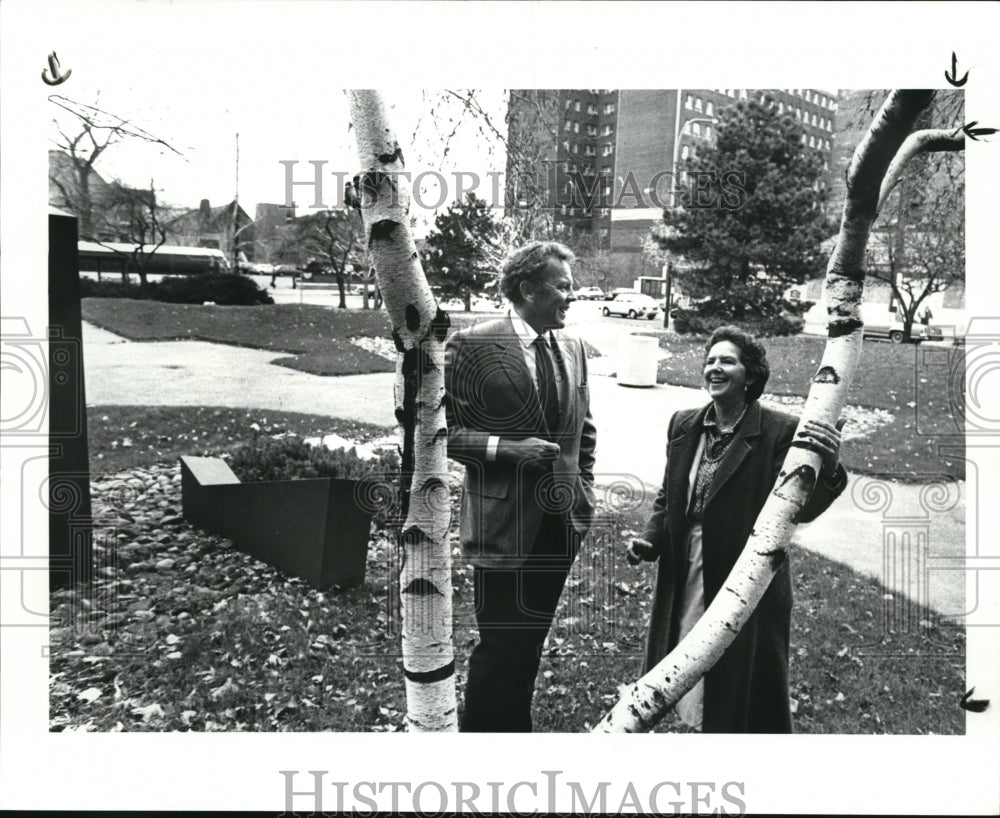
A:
[{"left": 460, "top": 512, "right": 580, "bottom": 732}]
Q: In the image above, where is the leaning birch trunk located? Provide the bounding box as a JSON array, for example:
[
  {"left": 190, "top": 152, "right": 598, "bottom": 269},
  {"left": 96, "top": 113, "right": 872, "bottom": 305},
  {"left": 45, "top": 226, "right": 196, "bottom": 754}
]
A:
[
  {"left": 596, "top": 90, "right": 940, "bottom": 732},
  {"left": 348, "top": 90, "right": 457, "bottom": 732}
]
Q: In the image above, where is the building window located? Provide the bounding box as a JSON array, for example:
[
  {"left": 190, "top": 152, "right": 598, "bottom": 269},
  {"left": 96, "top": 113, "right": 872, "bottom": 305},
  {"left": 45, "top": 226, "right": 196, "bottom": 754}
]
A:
[
  {"left": 602, "top": 144, "right": 613, "bottom": 156},
  {"left": 805, "top": 90, "right": 812, "bottom": 103},
  {"left": 685, "top": 94, "right": 693, "bottom": 109},
  {"left": 573, "top": 122, "right": 580, "bottom": 133},
  {"left": 586, "top": 124, "right": 597, "bottom": 136},
  {"left": 564, "top": 99, "right": 571, "bottom": 110},
  {"left": 812, "top": 113, "right": 818, "bottom": 126},
  {"left": 692, "top": 122, "right": 702, "bottom": 136},
  {"left": 778, "top": 102, "right": 784, "bottom": 114},
  {"left": 705, "top": 125, "right": 713, "bottom": 140},
  {"left": 587, "top": 104, "right": 598, "bottom": 115},
  {"left": 571, "top": 143, "right": 579, "bottom": 154},
  {"left": 601, "top": 124, "right": 613, "bottom": 136},
  {"left": 809, "top": 135, "right": 815, "bottom": 147},
  {"left": 564, "top": 120, "right": 572, "bottom": 131},
  {"left": 574, "top": 100, "right": 581, "bottom": 112},
  {"left": 801, "top": 134, "right": 807, "bottom": 145},
  {"left": 681, "top": 145, "right": 689, "bottom": 160},
  {"left": 604, "top": 102, "right": 616, "bottom": 114},
  {"left": 562, "top": 140, "right": 570, "bottom": 151},
  {"left": 706, "top": 101, "right": 714, "bottom": 116},
  {"left": 695, "top": 98, "right": 703, "bottom": 112}
]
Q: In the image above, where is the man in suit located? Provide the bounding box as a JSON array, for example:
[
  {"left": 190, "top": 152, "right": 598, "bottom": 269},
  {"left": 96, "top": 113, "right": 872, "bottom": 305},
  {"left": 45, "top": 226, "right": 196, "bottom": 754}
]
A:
[{"left": 444, "top": 241, "right": 597, "bottom": 732}]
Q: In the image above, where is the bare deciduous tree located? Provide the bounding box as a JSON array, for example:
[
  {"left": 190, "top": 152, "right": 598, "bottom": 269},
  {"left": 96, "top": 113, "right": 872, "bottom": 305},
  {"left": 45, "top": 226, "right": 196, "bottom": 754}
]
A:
[{"left": 48, "top": 95, "right": 181, "bottom": 241}]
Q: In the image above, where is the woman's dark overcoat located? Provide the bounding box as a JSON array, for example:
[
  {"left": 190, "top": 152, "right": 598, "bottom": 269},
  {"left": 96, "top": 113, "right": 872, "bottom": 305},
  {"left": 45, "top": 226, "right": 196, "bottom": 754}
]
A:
[{"left": 641, "top": 400, "right": 847, "bottom": 733}]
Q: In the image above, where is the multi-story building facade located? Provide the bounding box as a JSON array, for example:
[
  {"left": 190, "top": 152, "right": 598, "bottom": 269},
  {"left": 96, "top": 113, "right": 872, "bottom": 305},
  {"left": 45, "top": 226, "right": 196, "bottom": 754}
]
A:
[{"left": 508, "top": 88, "right": 838, "bottom": 279}]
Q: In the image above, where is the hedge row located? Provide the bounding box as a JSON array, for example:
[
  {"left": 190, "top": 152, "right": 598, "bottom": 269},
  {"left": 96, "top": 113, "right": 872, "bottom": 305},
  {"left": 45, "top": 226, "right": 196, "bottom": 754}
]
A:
[{"left": 79, "top": 274, "right": 274, "bottom": 306}]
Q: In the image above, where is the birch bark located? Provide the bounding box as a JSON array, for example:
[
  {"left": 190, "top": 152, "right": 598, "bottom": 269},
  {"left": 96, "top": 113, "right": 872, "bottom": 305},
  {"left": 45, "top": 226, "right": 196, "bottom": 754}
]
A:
[
  {"left": 348, "top": 90, "right": 457, "bottom": 732},
  {"left": 596, "top": 89, "right": 943, "bottom": 733}
]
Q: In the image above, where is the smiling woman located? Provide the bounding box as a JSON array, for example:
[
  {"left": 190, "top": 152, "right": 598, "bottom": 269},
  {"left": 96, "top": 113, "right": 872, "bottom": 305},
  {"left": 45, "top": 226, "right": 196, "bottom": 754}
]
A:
[{"left": 627, "top": 325, "right": 848, "bottom": 733}]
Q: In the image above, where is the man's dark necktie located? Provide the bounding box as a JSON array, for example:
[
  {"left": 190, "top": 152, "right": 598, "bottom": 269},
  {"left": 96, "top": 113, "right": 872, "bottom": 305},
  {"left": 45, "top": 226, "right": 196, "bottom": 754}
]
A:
[{"left": 533, "top": 334, "right": 560, "bottom": 435}]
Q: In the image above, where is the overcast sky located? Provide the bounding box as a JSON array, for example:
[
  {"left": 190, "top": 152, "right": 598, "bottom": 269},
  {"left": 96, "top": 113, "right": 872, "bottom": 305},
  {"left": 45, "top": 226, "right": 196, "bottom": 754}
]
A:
[
  {"left": 39, "top": 0, "right": 841, "bottom": 225},
  {"left": 41, "top": 3, "right": 509, "bottom": 220}
]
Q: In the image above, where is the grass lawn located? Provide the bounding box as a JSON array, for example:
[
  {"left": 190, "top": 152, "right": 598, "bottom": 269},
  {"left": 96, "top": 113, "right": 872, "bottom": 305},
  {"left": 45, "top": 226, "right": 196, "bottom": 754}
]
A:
[
  {"left": 50, "top": 405, "right": 965, "bottom": 734},
  {"left": 653, "top": 333, "right": 965, "bottom": 481},
  {"left": 87, "top": 405, "right": 393, "bottom": 477},
  {"left": 83, "top": 298, "right": 965, "bottom": 481},
  {"left": 81, "top": 299, "right": 487, "bottom": 376}
]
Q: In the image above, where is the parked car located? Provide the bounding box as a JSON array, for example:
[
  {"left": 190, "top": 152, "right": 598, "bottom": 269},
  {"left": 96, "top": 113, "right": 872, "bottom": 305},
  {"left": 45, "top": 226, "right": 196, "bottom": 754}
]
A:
[
  {"left": 863, "top": 318, "right": 944, "bottom": 344},
  {"left": 607, "top": 288, "right": 636, "bottom": 300},
  {"left": 575, "top": 286, "right": 606, "bottom": 301},
  {"left": 238, "top": 262, "right": 276, "bottom": 275},
  {"left": 602, "top": 292, "right": 662, "bottom": 320}
]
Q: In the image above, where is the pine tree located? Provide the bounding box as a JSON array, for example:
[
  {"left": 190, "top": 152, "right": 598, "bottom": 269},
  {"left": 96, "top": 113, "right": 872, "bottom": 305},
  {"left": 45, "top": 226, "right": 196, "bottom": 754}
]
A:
[
  {"left": 422, "top": 193, "right": 509, "bottom": 312},
  {"left": 651, "top": 97, "right": 834, "bottom": 335}
]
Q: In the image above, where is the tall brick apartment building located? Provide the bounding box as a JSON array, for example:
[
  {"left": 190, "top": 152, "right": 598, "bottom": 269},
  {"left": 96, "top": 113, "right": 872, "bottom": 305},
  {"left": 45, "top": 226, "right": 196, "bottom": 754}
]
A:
[{"left": 507, "top": 88, "right": 838, "bottom": 282}]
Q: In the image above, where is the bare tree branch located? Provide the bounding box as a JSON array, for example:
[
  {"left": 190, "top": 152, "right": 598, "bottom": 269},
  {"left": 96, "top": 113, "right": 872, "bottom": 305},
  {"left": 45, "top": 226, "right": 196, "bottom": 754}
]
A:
[
  {"left": 877, "top": 127, "right": 965, "bottom": 212},
  {"left": 48, "top": 94, "right": 184, "bottom": 156}
]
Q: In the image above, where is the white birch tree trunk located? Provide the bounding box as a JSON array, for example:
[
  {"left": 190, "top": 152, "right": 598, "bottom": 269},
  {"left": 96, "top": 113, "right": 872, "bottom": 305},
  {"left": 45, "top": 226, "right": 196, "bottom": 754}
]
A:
[
  {"left": 596, "top": 90, "right": 945, "bottom": 733},
  {"left": 348, "top": 90, "right": 457, "bottom": 732}
]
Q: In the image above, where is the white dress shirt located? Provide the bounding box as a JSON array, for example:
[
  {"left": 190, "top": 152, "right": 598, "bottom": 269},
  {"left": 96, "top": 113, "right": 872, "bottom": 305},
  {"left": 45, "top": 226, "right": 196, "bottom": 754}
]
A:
[{"left": 485, "top": 309, "right": 562, "bottom": 461}]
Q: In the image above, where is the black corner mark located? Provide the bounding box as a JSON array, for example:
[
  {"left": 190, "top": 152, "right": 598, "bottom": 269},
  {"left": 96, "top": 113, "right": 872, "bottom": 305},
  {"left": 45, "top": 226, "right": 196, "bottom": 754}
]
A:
[
  {"left": 945, "top": 52, "right": 969, "bottom": 87},
  {"left": 41, "top": 51, "right": 72, "bottom": 86},
  {"left": 959, "top": 687, "right": 990, "bottom": 713},
  {"left": 962, "top": 121, "right": 998, "bottom": 142}
]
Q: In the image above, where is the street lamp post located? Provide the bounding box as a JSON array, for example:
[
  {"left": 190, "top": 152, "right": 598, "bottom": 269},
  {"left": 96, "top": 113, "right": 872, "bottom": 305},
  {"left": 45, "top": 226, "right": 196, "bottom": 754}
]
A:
[{"left": 662, "top": 261, "right": 673, "bottom": 329}]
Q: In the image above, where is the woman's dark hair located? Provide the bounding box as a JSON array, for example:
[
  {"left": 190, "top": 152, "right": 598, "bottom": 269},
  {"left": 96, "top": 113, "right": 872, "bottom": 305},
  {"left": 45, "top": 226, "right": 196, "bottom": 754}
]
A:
[
  {"left": 704, "top": 325, "right": 770, "bottom": 403},
  {"left": 499, "top": 241, "right": 575, "bottom": 304}
]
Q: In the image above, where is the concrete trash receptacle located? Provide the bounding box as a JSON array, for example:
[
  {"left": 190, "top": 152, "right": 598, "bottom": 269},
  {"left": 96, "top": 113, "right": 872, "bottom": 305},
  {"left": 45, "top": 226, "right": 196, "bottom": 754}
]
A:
[{"left": 618, "top": 334, "right": 659, "bottom": 387}]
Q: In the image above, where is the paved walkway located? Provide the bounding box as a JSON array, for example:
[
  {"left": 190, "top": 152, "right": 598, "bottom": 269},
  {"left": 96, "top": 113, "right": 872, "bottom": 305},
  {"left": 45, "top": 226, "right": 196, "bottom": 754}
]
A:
[{"left": 82, "top": 322, "right": 966, "bottom": 618}]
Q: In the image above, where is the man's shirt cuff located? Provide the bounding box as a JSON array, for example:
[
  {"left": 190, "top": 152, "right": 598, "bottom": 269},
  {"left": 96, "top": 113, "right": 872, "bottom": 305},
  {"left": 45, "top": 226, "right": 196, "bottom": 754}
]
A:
[{"left": 486, "top": 436, "right": 499, "bottom": 462}]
